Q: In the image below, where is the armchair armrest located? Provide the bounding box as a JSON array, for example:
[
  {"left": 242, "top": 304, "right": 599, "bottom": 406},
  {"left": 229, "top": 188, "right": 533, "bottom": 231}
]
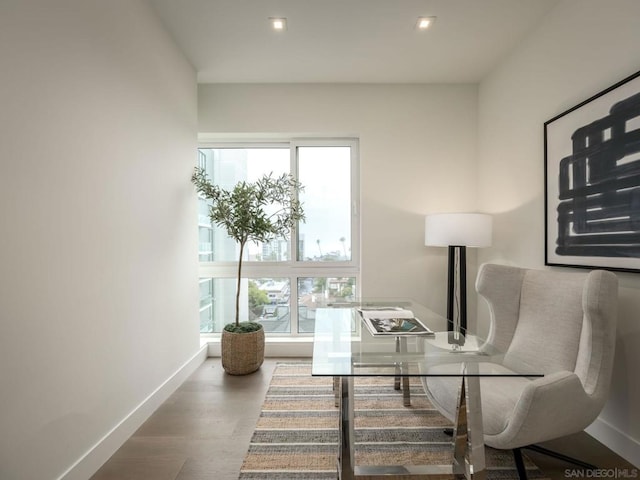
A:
[{"left": 492, "top": 371, "right": 599, "bottom": 449}]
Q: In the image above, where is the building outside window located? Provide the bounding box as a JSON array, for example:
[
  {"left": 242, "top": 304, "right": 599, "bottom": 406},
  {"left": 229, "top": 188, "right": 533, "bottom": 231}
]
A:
[{"left": 197, "top": 139, "right": 359, "bottom": 336}]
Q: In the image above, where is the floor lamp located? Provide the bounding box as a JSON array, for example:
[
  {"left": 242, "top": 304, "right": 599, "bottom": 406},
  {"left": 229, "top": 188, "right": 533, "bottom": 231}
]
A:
[{"left": 425, "top": 213, "right": 492, "bottom": 345}]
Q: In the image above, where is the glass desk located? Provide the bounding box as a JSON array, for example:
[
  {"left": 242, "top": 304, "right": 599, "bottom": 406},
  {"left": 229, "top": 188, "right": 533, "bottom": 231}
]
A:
[{"left": 311, "top": 300, "right": 543, "bottom": 480}]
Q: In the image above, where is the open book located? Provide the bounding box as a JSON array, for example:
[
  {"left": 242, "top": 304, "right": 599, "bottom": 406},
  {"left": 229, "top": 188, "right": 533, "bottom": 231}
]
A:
[{"left": 357, "top": 307, "right": 435, "bottom": 337}]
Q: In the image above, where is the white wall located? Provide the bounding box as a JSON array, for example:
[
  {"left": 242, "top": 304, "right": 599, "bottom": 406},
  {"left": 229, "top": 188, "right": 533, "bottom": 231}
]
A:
[
  {"left": 198, "top": 83, "right": 478, "bottom": 324},
  {"left": 0, "top": 1, "right": 200, "bottom": 479},
  {"left": 477, "top": 0, "right": 640, "bottom": 465}
]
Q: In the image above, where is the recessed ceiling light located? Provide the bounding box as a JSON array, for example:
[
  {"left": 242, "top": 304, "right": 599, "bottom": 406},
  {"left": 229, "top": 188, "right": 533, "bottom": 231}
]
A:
[
  {"left": 416, "top": 16, "right": 436, "bottom": 30},
  {"left": 269, "top": 17, "right": 287, "bottom": 31}
]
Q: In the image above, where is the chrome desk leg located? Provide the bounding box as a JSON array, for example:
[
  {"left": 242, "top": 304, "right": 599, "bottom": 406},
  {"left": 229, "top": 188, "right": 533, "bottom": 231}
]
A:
[
  {"left": 394, "top": 336, "right": 401, "bottom": 390},
  {"left": 400, "top": 336, "right": 411, "bottom": 406},
  {"left": 452, "top": 365, "right": 486, "bottom": 480},
  {"left": 338, "top": 376, "right": 355, "bottom": 480},
  {"left": 465, "top": 373, "right": 486, "bottom": 479},
  {"left": 394, "top": 336, "right": 411, "bottom": 406}
]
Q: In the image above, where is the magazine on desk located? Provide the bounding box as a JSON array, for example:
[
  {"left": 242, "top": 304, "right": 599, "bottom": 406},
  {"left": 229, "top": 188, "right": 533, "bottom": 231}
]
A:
[{"left": 357, "top": 307, "right": 435, "bottom": 337}]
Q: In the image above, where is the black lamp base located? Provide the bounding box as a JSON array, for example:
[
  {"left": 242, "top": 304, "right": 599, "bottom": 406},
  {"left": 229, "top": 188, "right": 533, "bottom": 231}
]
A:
[{"left": 447, "top": 245, "right": 467, "bottom": 346}]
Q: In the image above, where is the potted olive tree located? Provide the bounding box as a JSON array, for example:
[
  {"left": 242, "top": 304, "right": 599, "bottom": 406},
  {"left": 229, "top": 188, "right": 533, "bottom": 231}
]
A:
[{"left": 192, "top": 167, "right": 304, "bottom": 375}]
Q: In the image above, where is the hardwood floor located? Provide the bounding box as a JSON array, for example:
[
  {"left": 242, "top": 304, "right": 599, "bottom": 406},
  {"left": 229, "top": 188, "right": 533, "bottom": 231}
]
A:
[
  {"left": 91, "top": 358, "right": 637, "bottom": 480},
  {"left": 522, "top": 434, "right": 637, "bottom": 479},
  {"left": 91, "top": 358, "right": 281, "bottom": 480}
]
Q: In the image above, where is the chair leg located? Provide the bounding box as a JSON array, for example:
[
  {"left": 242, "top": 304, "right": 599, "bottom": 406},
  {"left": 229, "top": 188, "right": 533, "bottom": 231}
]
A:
[
  {"left": 523, "top": 444, "right": 597, "bottom": 470},
  {"left": 513, "top": 448, "right": 528, "bottom": 480}
]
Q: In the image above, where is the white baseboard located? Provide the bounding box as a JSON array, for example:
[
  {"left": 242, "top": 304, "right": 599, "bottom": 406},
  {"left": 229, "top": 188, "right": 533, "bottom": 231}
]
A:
[
  {"left": 587, "top": 416, "right": 640, "bottom": 467},
  {"left": 57, "top": 345, "right": 208, "bottom": 480},
  {"left": 206, "top": 338, "right": 313, "bottom": 358}
]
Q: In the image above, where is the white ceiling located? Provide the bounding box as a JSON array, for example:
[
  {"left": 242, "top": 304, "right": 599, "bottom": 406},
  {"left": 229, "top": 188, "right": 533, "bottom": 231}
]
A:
[{"left": 148, "top": 0, "right": 560, "bottom": 84}]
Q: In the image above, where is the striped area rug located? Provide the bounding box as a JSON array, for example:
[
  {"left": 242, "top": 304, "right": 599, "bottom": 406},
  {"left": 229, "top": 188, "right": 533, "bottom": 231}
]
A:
[{"left": 239, "top": 362, "right": 546, "bottom": 479}]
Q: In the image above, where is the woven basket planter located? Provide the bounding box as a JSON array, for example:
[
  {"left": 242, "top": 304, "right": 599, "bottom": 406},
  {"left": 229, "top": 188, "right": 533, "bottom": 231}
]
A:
[{"left": 221, "top": 325, "right": 265, "bottom": 375}]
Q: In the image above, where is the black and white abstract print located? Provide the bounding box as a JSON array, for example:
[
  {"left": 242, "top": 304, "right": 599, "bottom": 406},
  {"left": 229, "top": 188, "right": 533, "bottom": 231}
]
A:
[{"left": 545, "top": 70, "right": 640, "bottom": 272}]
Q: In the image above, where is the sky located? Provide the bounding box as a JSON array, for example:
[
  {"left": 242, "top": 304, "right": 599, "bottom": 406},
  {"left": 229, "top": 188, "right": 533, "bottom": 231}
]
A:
[{"left": 243, "top": 146, "right": 352, "bottom": 259}]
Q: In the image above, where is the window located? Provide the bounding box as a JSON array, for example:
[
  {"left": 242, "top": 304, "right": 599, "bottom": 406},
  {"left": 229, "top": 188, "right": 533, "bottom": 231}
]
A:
[{"left": 197, "top": 139, "right": 359, "bottom": 335}]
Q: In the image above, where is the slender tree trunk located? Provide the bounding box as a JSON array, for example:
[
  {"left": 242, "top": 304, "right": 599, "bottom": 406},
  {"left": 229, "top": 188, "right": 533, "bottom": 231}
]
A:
[{"left": 235, "top": 241, "right": 245, "bottom": 327}]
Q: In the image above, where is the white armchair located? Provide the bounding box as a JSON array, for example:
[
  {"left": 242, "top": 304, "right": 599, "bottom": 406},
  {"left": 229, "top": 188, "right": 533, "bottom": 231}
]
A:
[{"left": 421, "top": 263, "right": 619, "bottom": 478}]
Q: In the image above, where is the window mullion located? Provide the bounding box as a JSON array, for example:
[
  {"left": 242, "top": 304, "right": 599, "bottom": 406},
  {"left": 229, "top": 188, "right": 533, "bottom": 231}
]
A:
[
  {"left": 290, "top": 274, "right": 299, "bottom": 334},
  {"left": 290, "top": 142, "right": 300, "bottom": 264}
]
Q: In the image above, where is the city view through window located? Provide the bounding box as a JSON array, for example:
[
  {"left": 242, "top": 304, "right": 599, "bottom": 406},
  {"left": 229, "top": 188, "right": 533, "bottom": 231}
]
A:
[{"left": 197, "top": 140, "right": 359, "bottom": 335}]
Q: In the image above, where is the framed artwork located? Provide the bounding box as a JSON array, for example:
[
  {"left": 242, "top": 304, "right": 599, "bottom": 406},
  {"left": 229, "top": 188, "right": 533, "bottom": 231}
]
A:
[{"left": 544, "top": 69, "right": 640, "bottom": 273}]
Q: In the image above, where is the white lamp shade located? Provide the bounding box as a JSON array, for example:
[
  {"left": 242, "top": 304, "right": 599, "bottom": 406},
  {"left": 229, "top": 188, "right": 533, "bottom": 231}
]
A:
[{"left": 425, "top": 213, "right": 492, "bottom": 247}]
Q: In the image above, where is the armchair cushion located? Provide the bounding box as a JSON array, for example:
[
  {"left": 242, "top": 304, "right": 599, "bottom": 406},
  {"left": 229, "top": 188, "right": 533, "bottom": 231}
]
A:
[{"left": 503, "top": 270, "right": 584, "bottom": 375}]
